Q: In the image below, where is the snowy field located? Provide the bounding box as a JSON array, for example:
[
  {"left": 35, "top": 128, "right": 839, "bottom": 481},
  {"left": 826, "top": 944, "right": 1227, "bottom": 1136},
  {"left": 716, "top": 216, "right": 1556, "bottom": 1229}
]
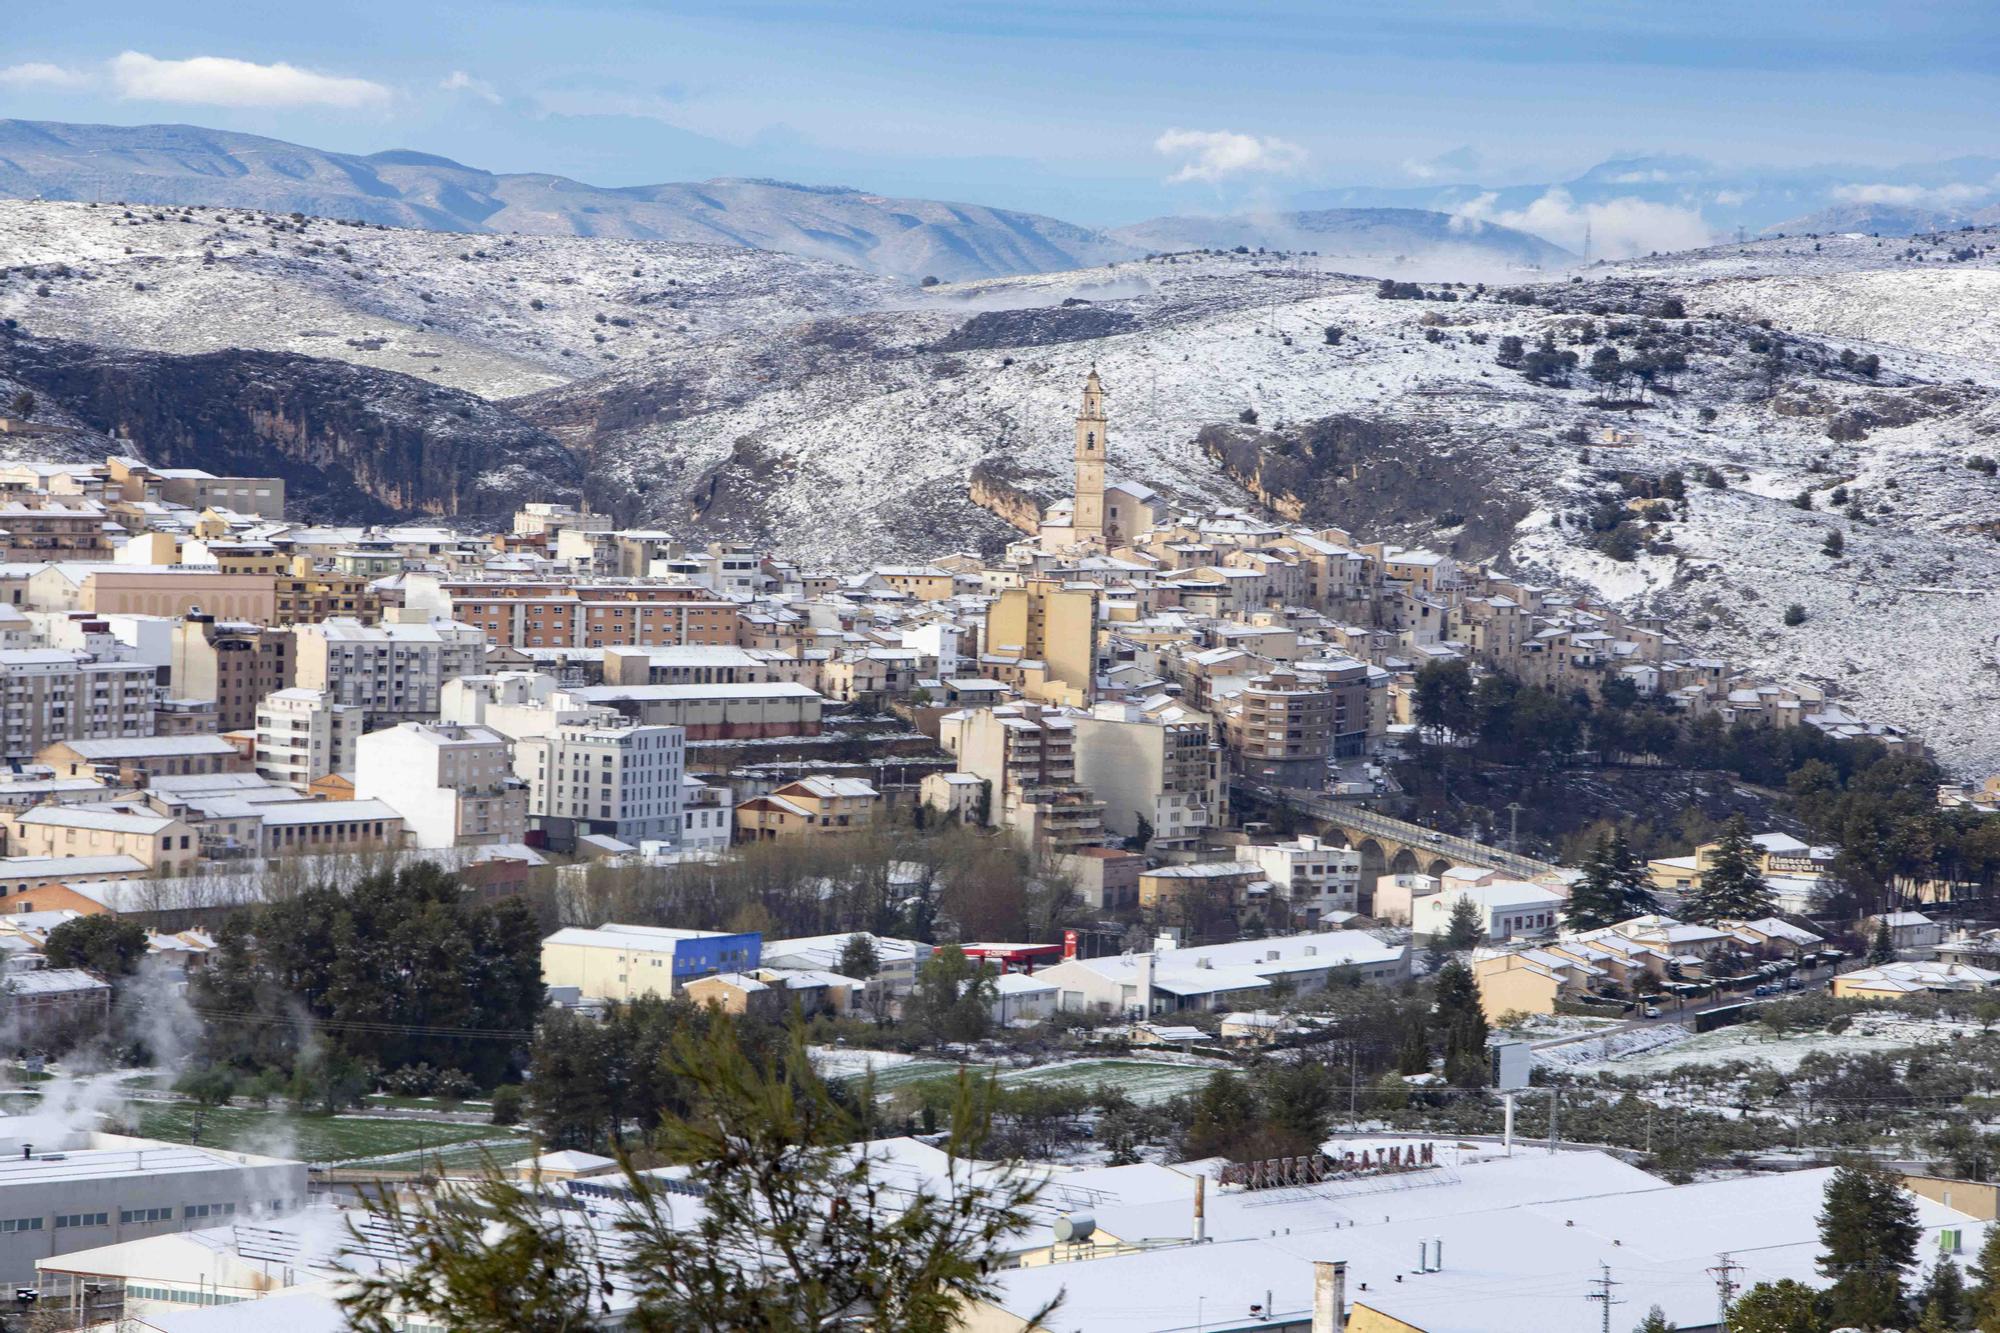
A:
[
  {"left": 1560, "top": 1013, "right": 1984, "bottom": 1076},
  {"left": 812, "top": 1049, "right": 1221, "bottom": 1106}
]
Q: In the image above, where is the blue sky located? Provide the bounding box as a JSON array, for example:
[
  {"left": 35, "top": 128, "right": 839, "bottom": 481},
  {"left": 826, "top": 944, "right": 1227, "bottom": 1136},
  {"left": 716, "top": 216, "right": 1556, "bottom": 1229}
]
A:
[{"left": 2, "top": 0, "right": 1996, "bottom": 224}]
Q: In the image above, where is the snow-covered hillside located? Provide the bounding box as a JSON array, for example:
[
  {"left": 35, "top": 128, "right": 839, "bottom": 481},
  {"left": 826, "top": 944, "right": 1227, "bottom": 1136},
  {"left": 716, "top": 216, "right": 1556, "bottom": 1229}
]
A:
[
  {"left": 0, "top": 200, "right": 898, "bottom": 398},
  {"left": 5, "top": 201, "right": 2000, "bottom": 770}
]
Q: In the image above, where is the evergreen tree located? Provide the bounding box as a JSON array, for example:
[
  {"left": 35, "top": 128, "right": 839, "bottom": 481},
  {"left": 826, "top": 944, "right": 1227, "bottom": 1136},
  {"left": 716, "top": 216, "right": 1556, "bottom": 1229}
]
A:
[
  {"left": 345, "top": 1020, "right": 1059, "bottom": 1333},
  {"left": 42, "top": 915, "right": 149, "bottom": 975},
  {"left": 1868, "top": 920, "right": 1896, "bottom": 966},
  {"left": 1726, "top": 1279, "right": 1828, "bottom": 1333},
  {"left": 836, "top": 933, "right": 881, "bottom": 981},
  {"left": 1442, "top": 896, "right": 1486, "bottom": 951},
  {"left": 1816, "top": 1158, "right": 1922, "bottom": 1330},
  {"left": 1917, "top": 1256, "right": 1967, "bottom": 1331},
  {"left": 1564, "top": 835, "right": 1625, "bottom": 930},
  {"left": 1396, "top": 1022, "right": 1430, "bottom": 1076},
  {"left": 1969, "top": 1219, "right": 2000, "bottom": 1330},
  {"left": 1433, "top": 960, "right": 1490, "bottom": 1088},
  {"left": 1634, "top": 1306, "right": 1676, "bottom": 1333},
  {"left": 1183, "top": 1071, "right": 1258, "bottom": 1159},
  {"left": 1683, "top": 816, "right": 1775, "bottom": 924},
  {"left": 1607, "top": 829, "right": 1661, "bottom": 917}
]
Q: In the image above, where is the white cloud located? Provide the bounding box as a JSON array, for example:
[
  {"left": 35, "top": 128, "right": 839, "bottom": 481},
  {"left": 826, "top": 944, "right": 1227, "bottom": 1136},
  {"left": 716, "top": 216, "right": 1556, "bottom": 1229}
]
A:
[
  {"left": 1711, "top": 189, "right": 1749, "bottom": 207},
  {"left": 1452, "top": 188, "right": 1711, "bottom": 258},
  {"left": 1829, "top": 180, "right": 1994, "bottom": 208},
  {"left": 441, "top": 70, "right": 500, "bottom": 104},
  {"left": 1154, "top": 128, "right": 1306, "bottom": 185},
  {"left": 0, "top": 62, "right": 94, "bottom": 91},
  {"left": 109, "top": 52, "right": 390, "bottom": 109}
]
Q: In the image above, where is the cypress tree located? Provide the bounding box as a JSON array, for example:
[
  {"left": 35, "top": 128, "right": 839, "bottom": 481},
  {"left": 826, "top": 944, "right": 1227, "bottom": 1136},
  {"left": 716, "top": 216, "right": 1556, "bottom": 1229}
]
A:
[
  {"left": 1969, "top": 1219, "right": 2000, "bottom": 1330},
  {"left": 1434, "top": 960, "right": 1490, "bottom": 1088},
  {"left": 1868, "top": 920, "right": 1896, "bottom": 966},
  {"left": 1564, "top": 834, "right": 1624, "bottom": 930},
  {"left": 1607, "top": 829, "right": 1661, "bottom": 918},
  {"left": 1684, "top": 815, "right": 1774, "bottom": 924},
  {"left": 1816, "top": 1159, "right": 1921, "bottom": 1330}
]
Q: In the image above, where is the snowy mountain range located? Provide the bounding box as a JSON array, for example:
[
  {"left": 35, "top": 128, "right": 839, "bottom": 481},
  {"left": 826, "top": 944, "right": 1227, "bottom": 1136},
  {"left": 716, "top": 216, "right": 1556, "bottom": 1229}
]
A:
[
  {"left": 0, "top": 120, "right": 1571, "bottom": 283},
  {"left": 2, "top": 198, "right": 1998, "bottom": 771}
]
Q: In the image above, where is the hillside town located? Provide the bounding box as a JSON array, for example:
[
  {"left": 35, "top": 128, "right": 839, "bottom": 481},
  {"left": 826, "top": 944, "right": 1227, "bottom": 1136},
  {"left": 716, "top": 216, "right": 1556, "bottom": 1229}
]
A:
[{"left": 0, "top": 370, "right": 1983, "bottom": 1331}]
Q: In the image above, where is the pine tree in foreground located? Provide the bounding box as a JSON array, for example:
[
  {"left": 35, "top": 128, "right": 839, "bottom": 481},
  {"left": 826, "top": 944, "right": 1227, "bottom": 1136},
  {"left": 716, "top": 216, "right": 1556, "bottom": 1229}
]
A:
[{"left": 341, "top": 1018, "right": 1059, "bottom": 1333}]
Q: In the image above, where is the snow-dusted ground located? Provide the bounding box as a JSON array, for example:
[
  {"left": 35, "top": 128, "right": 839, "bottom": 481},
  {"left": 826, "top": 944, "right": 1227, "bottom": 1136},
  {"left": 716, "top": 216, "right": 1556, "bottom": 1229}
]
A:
[
  {"left": 1532, "top": 1024, "right": 1691, "bottom": 1070},
  {"left": 8, "top": 200, "right": 2000, "bottom": 769},
  {"left": 0, "top": 199, "right": 897, "bottom": 398},
  {"left": 1567, "top": 1013, "right": 1983, "bottom": 1076}
]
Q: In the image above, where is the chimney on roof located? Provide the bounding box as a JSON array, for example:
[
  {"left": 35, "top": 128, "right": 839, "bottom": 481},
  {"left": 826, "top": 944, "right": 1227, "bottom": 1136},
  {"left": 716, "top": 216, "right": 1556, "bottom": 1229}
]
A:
[
  {"left": 1193, "top": 1172, "right": 1206, "bottom": 1244},
  {"left": 1312, "top": 1260, "right": 1346, "bottom": 1333}
]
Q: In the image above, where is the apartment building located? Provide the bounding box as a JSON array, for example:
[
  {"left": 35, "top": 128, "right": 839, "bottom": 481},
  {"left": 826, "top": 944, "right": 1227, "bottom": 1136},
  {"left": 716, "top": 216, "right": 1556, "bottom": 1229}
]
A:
[
  {"left": 0, "top": 650, "right": 157, "bottom": 762},
  {"left": 106, "top": 458, "right": 286, "bottom": 518},
  {"left": 513, "top": 723, "right": 686, "bottom": 845},
  {"left": 562, "top": 681, "right": 823, "bottom": 740},
  {"left": 1246, "top": 834, "right": 1364, "bottom": 924},
  {"left": 37, "top": 567, "right": 279, "bottom": 625},
  {"left": 735, "top": 776, "right": 879, "bottom": 842},
  {"left": 354, "top": 721, "right": 526, "bottom": 849},
  {"left": 0, "top": 804, "right": 198, "bottom": 870},
  {"left": 252, "top": 688, "right": 364, "bottom": 790},
  {"left": 983, "top": 577, "right": 1097, "bottom": 707},
  {"left": 291, "top": 617, "right": 487, "bottom": 723},
  {"left": 168, "top": 617, "right": 291, "bottom": 732},
  {"left": 1220, "top": 668, "right": 1337, "bottom": 788},
  {"left": 0, "top": 501, "right": 118, "bottom": 561},
  {"left": 511, "top": 502, "right": 612, "bottom": 539},
  {"left": 939, "top": 704, "right": 1107, "bottom": 854},
  {"left": 409, "top": 578, "right": 741, "bottom": 650},
  {"left": 38, "top": 735, "right": 247, "bottom": 785},
  {"left": 1068, "top": 702, "right": 1222, "bottom": 852},
  {"left": 273, "top": 556, "right": 380, "bottom": 625}
]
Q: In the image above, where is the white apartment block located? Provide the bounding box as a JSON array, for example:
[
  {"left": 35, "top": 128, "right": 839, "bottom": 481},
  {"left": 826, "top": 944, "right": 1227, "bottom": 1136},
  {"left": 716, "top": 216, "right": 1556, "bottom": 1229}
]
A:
[
  {"left": 439, "top": 672, "right": 616, "bottom": 742},
  {"left": 252, "top": 688, "right": 363, "bottom": 790},
  {"left": 1069, "top": 703, "right": 1223, "bottom": 852},
  {"left": 0, "top": 649, "right": 158, "bottom": 762},
  {"left": 1246, "top": 834, "right": 1363, "bottom": 923},
  {"left": 291, "top": 617, "right": 486, "bottom": 723},
  {"left": 514, "top": 723, "right": 686, "bottom": 845},
  {"left": 353, "top": 721, "right": 527, "bottom": 850}
]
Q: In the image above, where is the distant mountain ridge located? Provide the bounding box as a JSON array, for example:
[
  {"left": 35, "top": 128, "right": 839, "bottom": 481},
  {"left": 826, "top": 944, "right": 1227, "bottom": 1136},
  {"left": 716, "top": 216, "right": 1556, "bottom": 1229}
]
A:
[
  {"left": 0, "top": 119, "right": 1573, "bottom": 283},
  {"left": 1110, "top": 207, "right": 1572, "bottom": 266},
  {"left": 0, "top": 119, "right": 1137, "bottom": 283}
]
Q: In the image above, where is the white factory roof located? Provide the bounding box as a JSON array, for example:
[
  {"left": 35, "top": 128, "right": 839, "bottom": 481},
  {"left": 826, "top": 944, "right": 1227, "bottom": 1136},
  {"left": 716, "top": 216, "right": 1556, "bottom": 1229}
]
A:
[
  {"left": 544, "top": 924, "right": 739, "bottom": 952},
  {"left": 253, "top": 800, "right": 402, "bottom": 827},
  {"left": 0, "top": 1136, "right": 292, "bottom": 1188},
  {"left": 52, "top": 735, "right": 239, "bottom": 760},
  {"left": 15, "top": 805, "right": 178, "bottom": 834},
  {"left": 987, "top": 1158, "right": 1977, "bottom": 1333},
  {"left": 0, "top": 854, "right": 148, "bottom": 879}
]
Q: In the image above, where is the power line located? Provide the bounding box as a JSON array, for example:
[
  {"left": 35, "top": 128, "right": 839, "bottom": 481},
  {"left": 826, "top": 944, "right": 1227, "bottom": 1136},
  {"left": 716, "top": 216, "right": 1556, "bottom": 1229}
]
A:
[
  {"left": 1584, "top": 1261, "right": 1622, "bottom": 1333},
  {"left": 1712, "top": 1248, "right": 1744, "bottom": 1320}
]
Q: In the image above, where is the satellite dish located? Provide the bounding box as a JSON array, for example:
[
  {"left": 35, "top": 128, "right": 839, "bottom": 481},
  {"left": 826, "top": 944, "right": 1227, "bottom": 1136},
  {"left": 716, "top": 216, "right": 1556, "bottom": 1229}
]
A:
[{"left": 1052, "top": 1213, "right": 1096, "bottom": 1243}]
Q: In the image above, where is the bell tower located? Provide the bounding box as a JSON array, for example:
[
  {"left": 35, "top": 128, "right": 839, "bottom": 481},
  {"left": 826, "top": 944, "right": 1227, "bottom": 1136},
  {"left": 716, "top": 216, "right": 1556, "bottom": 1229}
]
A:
[{"left": 1073, "top": 368, "right": 1107, "bottom": 544}]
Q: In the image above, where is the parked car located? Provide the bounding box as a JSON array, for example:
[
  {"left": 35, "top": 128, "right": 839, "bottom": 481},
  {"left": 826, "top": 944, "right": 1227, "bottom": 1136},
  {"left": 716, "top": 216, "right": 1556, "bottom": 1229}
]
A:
[
  {"left": 1784, "top": 978, "right": 1805, "bottom": 991},
  {"left": 1643, "top": 1005, "right": 1662, "bottom": 1018}
]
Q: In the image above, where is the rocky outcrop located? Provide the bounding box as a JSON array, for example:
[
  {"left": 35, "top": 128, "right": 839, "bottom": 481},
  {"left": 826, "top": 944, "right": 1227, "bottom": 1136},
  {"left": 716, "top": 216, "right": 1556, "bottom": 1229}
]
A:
[
  {"left": 967, "top": 459, "right": 1051, "bottom": 534},
  {"left": 0, "top": 329, "right": 579, "bottom": 521}
]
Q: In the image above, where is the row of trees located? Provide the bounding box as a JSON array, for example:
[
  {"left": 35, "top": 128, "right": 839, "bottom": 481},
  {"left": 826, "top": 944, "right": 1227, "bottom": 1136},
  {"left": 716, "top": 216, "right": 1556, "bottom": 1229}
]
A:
[{"left": 1411, "top": 659, "right": 2000, "bottom": 909}]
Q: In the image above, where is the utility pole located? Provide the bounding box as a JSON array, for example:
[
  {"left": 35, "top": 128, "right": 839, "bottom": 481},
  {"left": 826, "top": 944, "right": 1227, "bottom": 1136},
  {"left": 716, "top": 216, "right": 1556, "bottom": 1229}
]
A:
[
  {"left": 1548, "top": 1086, "right": 1560, "bottom": 1153},
  {"left": 1585, "top": 1263, "right": 1622, "bottom": 1333},
  {"left": 1708, "top": 1253, "right": 1743, "bottom": 1328}
]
